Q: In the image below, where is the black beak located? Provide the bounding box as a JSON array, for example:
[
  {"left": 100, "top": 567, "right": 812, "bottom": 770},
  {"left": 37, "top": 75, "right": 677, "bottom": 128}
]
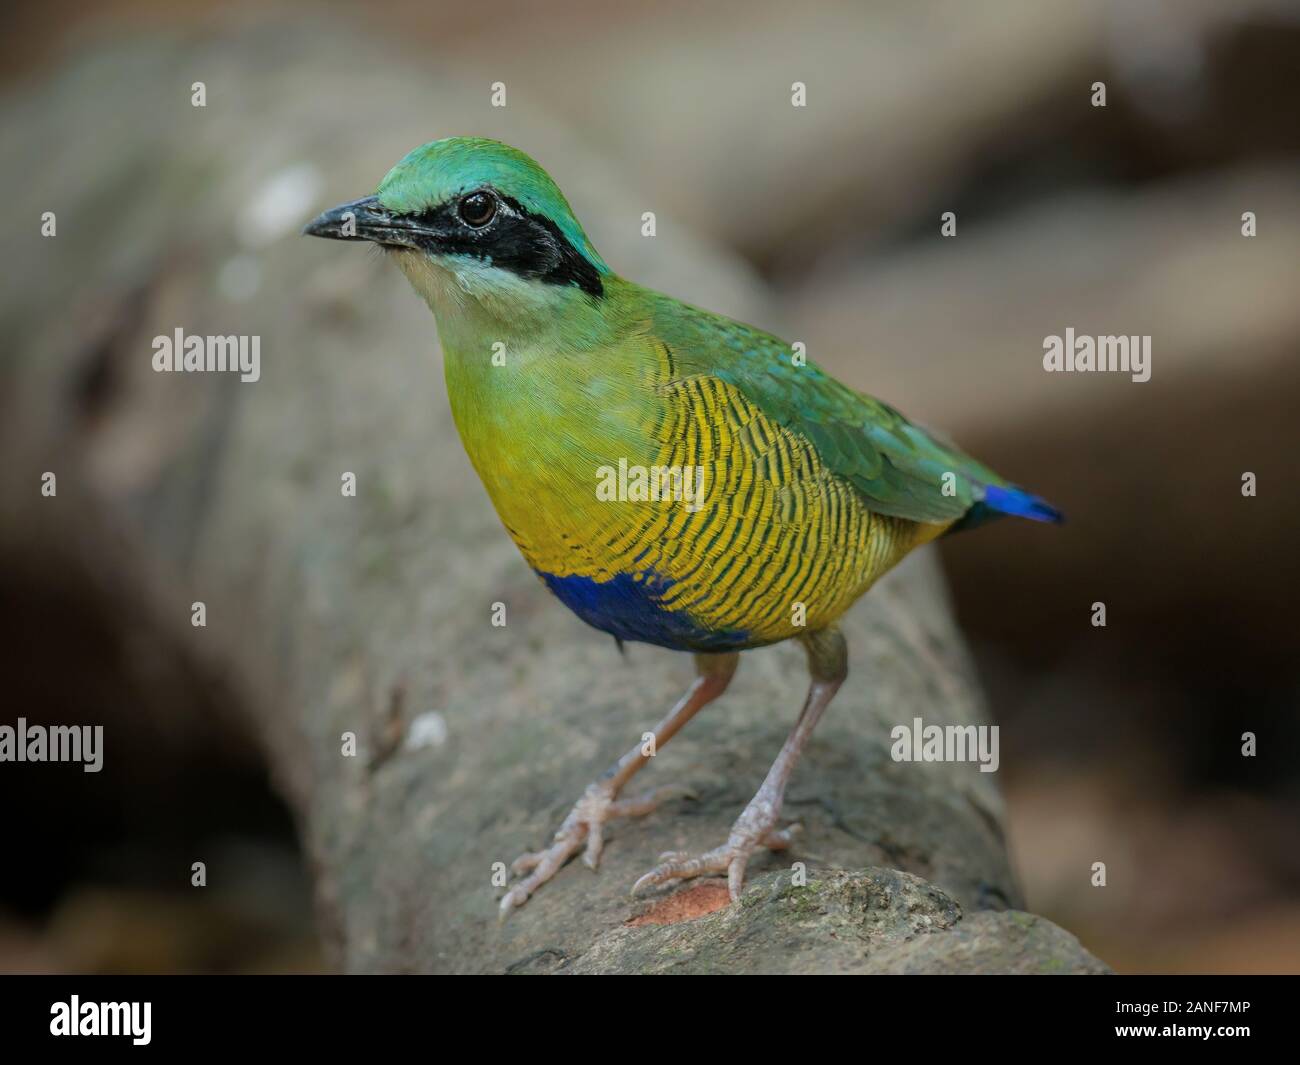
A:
[{"left": 302, "top": 195, "right": 426, "bottom": 248}]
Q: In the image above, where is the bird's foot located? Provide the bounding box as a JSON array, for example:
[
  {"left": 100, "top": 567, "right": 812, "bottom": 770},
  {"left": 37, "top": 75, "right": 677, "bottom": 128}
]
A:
[
  {"left": 631, "top": 800, "right": 801, "bottom": 902},
  {"left": 499, "top": 780, "right": 685, "bottom": 918}
]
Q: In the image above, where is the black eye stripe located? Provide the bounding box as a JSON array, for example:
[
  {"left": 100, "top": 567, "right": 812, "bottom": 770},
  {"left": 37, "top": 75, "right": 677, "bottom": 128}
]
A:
[
  {"left": 413, "top": 194, "right": 516, "bottom": 230},
  {"left": 403, "top": 189, "right": 603, "bottom": 298}
]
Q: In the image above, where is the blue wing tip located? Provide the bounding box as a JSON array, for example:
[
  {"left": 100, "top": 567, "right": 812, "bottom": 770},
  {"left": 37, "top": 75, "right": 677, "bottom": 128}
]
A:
[{"left": 982, "top": 484, "right": 1065, "bottom": 524}]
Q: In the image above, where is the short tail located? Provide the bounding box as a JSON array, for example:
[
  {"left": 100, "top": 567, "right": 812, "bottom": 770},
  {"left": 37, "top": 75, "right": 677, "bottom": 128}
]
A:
[
  {"left": 981, "top": 483, "right": 1064, "bottom": 523},
  {"left": 946, "top": 483, "right": 1064, "bottom": 534}
]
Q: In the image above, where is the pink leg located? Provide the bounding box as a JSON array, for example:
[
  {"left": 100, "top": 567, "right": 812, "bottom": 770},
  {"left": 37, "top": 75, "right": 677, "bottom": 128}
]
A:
[
  {"left": 633, "top": 626, "right": 847, "bottom": 901},
  {"left": 499, "top": 651, "right": 739, "bottom": 917}
]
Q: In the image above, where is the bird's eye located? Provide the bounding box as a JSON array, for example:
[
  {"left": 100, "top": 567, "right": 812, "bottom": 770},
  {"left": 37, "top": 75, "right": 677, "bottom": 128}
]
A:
[{"left": 458, "top": 191, "right": 497, "bottom": 228}]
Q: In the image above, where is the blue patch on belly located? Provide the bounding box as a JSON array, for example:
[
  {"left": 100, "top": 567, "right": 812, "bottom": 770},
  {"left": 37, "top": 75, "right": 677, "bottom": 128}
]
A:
[{"left": 537, "top": 570, "right": 751, "bottom": 652}]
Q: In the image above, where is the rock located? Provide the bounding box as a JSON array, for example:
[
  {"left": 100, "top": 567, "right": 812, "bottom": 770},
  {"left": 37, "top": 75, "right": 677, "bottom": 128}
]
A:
[{"left": 567, "top": 870, "right": 1106, "bottom": 975}]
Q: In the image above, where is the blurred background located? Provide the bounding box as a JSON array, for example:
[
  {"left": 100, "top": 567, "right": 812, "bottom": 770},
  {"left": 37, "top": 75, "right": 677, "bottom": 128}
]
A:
[{"left": 1, "top": 0, "right": 1297, "bottom": 973}]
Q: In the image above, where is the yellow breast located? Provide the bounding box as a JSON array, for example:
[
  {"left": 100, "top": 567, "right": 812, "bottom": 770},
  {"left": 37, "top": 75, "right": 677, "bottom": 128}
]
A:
[{"left": 471, "top": 341, "right": 948, "bottom": 651}]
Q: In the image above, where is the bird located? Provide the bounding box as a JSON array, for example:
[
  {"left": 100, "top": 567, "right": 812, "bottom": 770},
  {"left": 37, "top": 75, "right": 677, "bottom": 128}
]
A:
[{"left": 303, "top": 137, "right": 1061, "bottom": 919}]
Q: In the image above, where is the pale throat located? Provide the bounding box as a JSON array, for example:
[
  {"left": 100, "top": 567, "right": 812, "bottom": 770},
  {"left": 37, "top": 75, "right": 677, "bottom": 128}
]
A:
[
  {"left": 387, "top": 248, "right": 618, "bottom": 493},
  {"left": 389, "top": 249, "right": 597, "bottom": 353}
]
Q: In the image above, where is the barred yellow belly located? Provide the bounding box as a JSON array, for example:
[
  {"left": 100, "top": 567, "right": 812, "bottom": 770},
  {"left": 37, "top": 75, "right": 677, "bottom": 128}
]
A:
[{"left": 481, "top": 342, "right": 950, "bottom": 652}]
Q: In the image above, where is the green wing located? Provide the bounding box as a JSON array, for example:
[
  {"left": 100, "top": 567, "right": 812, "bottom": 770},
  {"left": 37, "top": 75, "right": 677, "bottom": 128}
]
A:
[{"left": 653, "top": 297, "right": 1005, "bottom": 523}]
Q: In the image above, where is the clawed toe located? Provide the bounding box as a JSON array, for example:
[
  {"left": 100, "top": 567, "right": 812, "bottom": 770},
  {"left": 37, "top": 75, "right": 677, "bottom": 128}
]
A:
[
  {"left": 499, "top": 782, "right": 687, "bottom": 918},
  {"left": 631, "top": 821, "right": 801, "bottom": 901},
  {"left": 631, "top": 848, "right": 730, "bottom": 896},
  {"left": 499, "top": 832, "right": 585, "bottom": 919},
  {"left": 511, "top": 851, "right": 544, "bottom": 875},
  {"left": 607, "top": 783, "right": 690, "bottom": 819}
]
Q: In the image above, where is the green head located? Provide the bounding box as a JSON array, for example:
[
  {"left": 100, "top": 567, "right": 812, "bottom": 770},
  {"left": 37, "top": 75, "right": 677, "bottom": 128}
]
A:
[{"left": 303, "top": 137, "right": 610, "bottom": 315}]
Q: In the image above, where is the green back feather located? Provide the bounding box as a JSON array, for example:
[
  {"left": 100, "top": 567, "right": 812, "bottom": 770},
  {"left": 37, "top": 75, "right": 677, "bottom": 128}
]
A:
[{"left": 646, "top": 291, "right": 1004, "bottom": 523}]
